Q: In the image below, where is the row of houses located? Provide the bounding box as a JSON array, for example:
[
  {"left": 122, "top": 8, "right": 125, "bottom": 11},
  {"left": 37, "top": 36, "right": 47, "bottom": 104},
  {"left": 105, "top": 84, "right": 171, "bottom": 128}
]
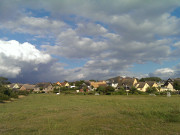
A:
[
  {"left": 6, "top": 83, "right": 53, "bottom": 93},
  {"left": 106, "top": 76, "right": 176, "bottom": 92},
  {"left": 5, "top": 77, "right": 179, "bottom": 93}
]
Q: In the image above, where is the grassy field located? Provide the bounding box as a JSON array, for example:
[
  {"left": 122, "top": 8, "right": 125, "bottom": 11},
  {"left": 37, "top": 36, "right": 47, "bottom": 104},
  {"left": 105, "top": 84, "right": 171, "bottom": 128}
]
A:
[{"left": 0, "top": 94, "right": 180, "bottom": 135}]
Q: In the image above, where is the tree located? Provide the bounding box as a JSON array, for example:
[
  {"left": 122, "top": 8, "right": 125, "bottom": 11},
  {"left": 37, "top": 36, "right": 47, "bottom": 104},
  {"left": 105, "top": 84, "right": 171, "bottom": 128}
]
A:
[
  {"left": 173, "top": 81, "right": 180, "bottom": 90},
  {"left": 0, "top": 85, "right": 18, "bottom": 101},
  {"left": 129, "top": 86, "right": 137, "bottom": 94},
  {"left": 0, "top": 77, "right": 10, "bottom": 85},
  {"left": 96, "top": 86, "right": 106, "bottom": 95},
  {"left": 75, "top": 80, "right": 85, "bottom": 88},
  {"left": 106, "top": 86, "right": 115, "bottom": 93}
]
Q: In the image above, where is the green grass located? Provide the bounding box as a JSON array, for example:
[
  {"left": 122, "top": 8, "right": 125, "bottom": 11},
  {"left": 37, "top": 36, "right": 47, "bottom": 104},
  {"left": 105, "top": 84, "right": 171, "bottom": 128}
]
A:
[{"left": 0, "top": 94, "right": 180, "bottom": 135}]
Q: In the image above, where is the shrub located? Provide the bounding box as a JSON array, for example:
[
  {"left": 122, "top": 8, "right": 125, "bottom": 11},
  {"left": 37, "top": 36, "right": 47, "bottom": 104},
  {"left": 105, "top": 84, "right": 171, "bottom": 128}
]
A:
[
  {"left": 53, "top": 88, "right": 60, "bottom": 93},
  {"left": 3, "top": 89, "right": 12, "bottom": 96},
  {"left": 146, "top": 87, "right": 157, "bottom": 94},
  {"left": 118, "top": 86, "right": 125, "bottom": 90},
  {"left": 129, "top": 86, "right": 138, "bottom": 94},
  {"left": 106, "top": 92, "right": 111, "bottom": 95},
  {"left": 18, "top": 90, "right": 29, "bottom": 96},
  {"left": 171, "top": 91, "right": 178, "bottom": 95},
  {"left": 137, "top": 90, "right": 147, "bottom": 95},
  {"left": 134, "top": 91, "right": 139, "bottom": 95},
  {"left": 88, "top": 91, "right": 94, "bottom": 95},
  {"left": 10, "top": 92, "right": 18, "bottom": 98},
  {"left": 160, "top": 91, "right": 168, "bottom": 95},
  {"left": 112, "top": 90, "right": 126, "bottom": 95},
  {"left": 64, "top": 91, "right": 72, "bottom": 95},
  {"left": 0, "top": 93, "right": 10, "bottom": 101},
  {"left": 60, "top": 87, "right": 69, "bottom": 91},
  {"left": 96, "top": 86, "right": 115, "bottom": 95},
  {"left": 106, "top": 86, "right": 115, "bottom": 92}
]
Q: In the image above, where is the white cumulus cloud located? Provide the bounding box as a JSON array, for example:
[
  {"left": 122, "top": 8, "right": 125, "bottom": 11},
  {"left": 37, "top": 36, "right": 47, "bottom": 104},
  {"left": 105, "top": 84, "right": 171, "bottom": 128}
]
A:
[{"left": 0, "top": 40, "right": 51, "bottom": 78}]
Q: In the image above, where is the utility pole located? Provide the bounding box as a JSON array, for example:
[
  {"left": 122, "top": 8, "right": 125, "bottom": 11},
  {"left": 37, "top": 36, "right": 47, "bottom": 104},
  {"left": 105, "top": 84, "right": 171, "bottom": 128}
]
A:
[
  {"left": 126, "top": 85, "right": 129, "bottom": 96},
  {"left": 59, "top": 87, "right": 61, "bottom": 94}
]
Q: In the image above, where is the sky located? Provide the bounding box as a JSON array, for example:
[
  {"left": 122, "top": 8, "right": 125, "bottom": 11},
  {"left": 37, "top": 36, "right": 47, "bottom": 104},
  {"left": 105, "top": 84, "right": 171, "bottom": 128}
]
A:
[{"left": 0, "top": 0, "right": 180, "bottom": 83}]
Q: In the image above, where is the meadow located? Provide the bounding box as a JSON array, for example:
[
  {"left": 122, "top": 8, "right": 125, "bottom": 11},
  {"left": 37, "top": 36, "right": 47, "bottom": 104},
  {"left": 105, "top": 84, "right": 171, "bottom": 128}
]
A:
[{"left": 0, "top": 94, "right": 180, "bottom": 135}]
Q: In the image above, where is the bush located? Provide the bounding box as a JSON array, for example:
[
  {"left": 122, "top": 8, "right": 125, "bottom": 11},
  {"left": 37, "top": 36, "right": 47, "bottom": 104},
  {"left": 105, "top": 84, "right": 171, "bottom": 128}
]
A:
[
  {"left": 134, "top": 91, "right": 139, "bottom": 95},
  {"left": 106, "top": 92, "right": 111, "bottom": 95},
  {"left": 53, "top": 88, "right": 60, "bottom": 93},
  {"left": 118, "top": 86, "right": 125, "bottom": 90},
  {"left": 160, "top": 91, "right": 168, "bottom": 95},
  {"left": 3, "top": 89, "right": 12, "bottom": 96},
  {"left": 146, "top": 87, "right": 157, "bottom": 94},
  {"left": 18, "top": 90, "right": 29, "bottom": 96},
  {"left": 88, "top": 91, "right": 94, "bottom": 95},
  {"left": 60, "top": 87, "right": 69, "bottom": 91},
  {"left": 106, "top": 86, "right": 115, "bottom": 92},
  {"left": 171, "top": 91, "right": 178, "bottom": 95},
  {"left": 137, "top": 90, "right": 147, "bottom": 95},
  {"left": 0, "top": 93, "right": 10, "bottom": 101},
  {"left": 10, "top": 92, "right": 18, "bottom": 98},
  {"left": 112, "top": 90, "right": 126, "bottom": 95},
  {"left": 96, "top": 86, "right": 115, "bottom": 95},
  {"left": 158, "top": 91, "right": 178, "bottom": 95},
  {"left": 129, "top": 86, "right": 138, "bottom": 94},
  {"left": 64, "top": 91, "right": 71, "bottom": 94}
]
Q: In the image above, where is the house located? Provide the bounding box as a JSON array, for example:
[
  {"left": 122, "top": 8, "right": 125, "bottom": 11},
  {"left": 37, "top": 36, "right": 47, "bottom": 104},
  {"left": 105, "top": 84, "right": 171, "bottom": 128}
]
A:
[
  {"left": 107, "top": 76, "right": 138, "bottom": 89},
  {"left": 20, "top": 84, "right": 35, "bottom": 91},
  {"left": 56, "top": 81, "right": 62, "bottom": 86},
  {"left": 146, "top": 81, "right": 158, "bottom": 88},
  {"left": 136, "top": 82, "right": 150, "bottom": 92},
  {"left": 61, "top": 82, "right": 70, "bottom": 88},
  {"left": 159, "top": 78, "right": 180, "bottom": 91},
  {"left": 78, "top": 82, "right": 92, "bottom": 92},
  {"left": 90, "top": 81, "right": 107, "bottom": 89},
  {"left": 157, "top": 81, "right": 165, "bottom": 87},
  {"left": 7, "top": 83, "right": 23, "bottom": 89},
  {"left": 34, "top": 82, "right": 53, "bottom": 93},
  {"left": 121, "top": 78, "right": 138, "bottom": 89},
  {"left": 55, "top": 81, "right": 70, "bottom": 88},
  {"left": 6, "top": 83, "right": 15, "bottom": 89},
  {"left": 160, "top": 82, "right": 175, "bottom": 91},
  {"left": 106, "top": 80, "right": 118, "bottom": 88}
]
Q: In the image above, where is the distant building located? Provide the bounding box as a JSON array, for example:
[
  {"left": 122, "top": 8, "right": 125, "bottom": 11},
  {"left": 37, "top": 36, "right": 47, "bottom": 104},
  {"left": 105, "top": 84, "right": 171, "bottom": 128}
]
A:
[
  {"left": 107, "top": 76, "right": 137, "bottom": 90},
  {"left": 136, "top": 82, "right": 150, "bottom": 92},
  {"left": 34, "top": 82, "right": 53, "bottom": 93},
  {"left": 90, "top": 81, "right": 107, "bottom": 89},
  {"left": 20, "top": 84, "right": 35, "bottom": 91}
]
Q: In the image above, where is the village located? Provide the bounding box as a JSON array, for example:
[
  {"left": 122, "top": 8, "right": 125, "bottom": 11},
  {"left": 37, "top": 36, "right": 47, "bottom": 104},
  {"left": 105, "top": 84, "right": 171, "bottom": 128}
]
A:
[{"left": 5, "top": 76, "right": 180, "bottom": 95}]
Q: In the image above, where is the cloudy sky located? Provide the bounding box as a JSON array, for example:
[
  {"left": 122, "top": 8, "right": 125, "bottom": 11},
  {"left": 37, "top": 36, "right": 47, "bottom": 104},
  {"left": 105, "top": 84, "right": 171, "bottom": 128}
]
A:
[{"left": 0, "top": 0, "right": 180, "bottom": 83}]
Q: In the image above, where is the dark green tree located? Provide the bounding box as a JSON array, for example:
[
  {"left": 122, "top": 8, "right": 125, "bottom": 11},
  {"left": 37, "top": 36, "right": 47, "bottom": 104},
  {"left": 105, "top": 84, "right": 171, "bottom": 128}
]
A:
[
  {"left": 75, "top": 80, "right": 85, "bottom": 88},
  {"left": 96, "top": 86, "right": 106, "bottom": 95},
  {"left": 173, "top": 81, "right": 180, "bottom": 90},
  {"left": 0, "top": 85, "right": 18, "bottom": 100},
  {"left": 0, "top": 77, "right": 10, "bottom": 85},
  {"left": 129, "top": 86, "right": 138, "bottom": 94},
  {"left": 106, "top": 86, "right": 115, "bottom": 92}
]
